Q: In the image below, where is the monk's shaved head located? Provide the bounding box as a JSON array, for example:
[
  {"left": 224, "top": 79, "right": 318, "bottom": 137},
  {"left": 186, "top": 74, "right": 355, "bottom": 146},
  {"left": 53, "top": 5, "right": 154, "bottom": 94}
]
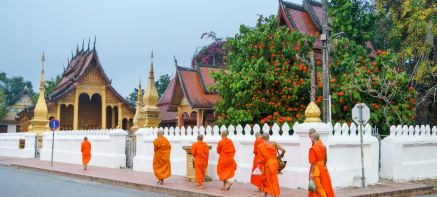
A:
[
  {"left": 221, "top": 130, "right": 228, "bottom": 137},
  {"left": 84, "top": 136, "right": 88, "bottom": 140},
  {"left": 255, "top": 132, "right": 261, "bottom": 137},
  {"left": 197, "top": 134, "right": 204, "bottom": 141},
  {"left": 309, "top": 128, "right": 317, "bottom": 134},
  {"left": 262, "top": 133, "right": 270, "bottom": 141},
  {"left": 157, "top": 130, "right": 164, "bottom": 136},
  {"left": 313, "top": 133, "right": 320, "bottom": 141}
]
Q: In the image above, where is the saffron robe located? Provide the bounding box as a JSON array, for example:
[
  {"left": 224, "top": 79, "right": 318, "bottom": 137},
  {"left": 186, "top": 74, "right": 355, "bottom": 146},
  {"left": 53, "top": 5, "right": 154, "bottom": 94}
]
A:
[
  {"left": 153, "top": 136, "right": 172, "bottom": 180},
  {"left": 192, "top": 141, "right": 209, "bottom": 186},
  {"left": 258, "top": 142, "right": 280, "bottom": 196},
  {"left": 308, "top": 142, "right": 335, "bottom": 197},
  {"left": 216, "top": 137, "right": 237, "bottom": 181},
  {"left": 250, "top": 138, "right": 264, "bottom": 189},
  {"left": 81, "top": 140, "right": 91, "bottom": 165}
]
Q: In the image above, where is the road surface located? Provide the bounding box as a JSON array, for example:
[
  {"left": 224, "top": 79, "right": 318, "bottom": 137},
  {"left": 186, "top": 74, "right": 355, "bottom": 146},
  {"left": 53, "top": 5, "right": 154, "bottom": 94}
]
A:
[{"left": 0, "top": 166, "right": 172, "bottom": 197}]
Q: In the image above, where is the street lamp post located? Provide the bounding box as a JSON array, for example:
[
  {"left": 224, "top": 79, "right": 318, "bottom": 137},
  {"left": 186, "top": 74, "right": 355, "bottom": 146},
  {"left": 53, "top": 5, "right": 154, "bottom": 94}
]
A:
[{"left": 321, "top": 0, "right": 331, "bottom": 123}]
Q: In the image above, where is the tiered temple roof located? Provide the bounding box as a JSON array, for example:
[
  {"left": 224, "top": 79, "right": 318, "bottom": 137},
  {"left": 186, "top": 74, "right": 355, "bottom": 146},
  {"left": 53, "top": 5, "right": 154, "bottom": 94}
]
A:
[
  {"left": 49, "top": 47, "right": 132, "bottom": 110},
  {"left": 278, "top": 0, "right": 323, "bottom": 51}
]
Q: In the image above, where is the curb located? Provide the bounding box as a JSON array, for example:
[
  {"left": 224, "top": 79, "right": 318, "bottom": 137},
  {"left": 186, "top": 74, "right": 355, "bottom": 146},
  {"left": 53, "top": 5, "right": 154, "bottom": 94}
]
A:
[
  {"left": 11, "top": 164, "right": 221, "bottom": 197},
  {"left": 350, "top": 185, "right": 434, "bottom": 197}
]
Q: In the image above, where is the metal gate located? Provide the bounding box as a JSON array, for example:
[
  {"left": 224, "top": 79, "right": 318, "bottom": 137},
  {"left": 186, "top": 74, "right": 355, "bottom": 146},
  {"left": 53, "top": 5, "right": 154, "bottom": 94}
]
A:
[{"left": 125, "top": 133, "right": 136, "bottom": 168}]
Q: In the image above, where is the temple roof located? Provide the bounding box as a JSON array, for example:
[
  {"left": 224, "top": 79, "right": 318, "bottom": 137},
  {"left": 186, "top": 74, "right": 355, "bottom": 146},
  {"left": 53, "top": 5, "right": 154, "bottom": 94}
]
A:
[
  {"left": 48, "top": 47, "right": 133, "bottom": 112},
  {"left": 278, "top": 0, "right": 323, "bottom": 50},
  {"left": 167, "top": 65, "right": 219, "bottom": 111},
  {"left": 157, "top": 78, "right": 177, "bottom": 121}
]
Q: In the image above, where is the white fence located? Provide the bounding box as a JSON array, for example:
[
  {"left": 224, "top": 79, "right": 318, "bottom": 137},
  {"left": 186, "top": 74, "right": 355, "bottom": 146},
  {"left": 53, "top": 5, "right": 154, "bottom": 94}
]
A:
[
  {"left": 381, "top": 125, "right": 437, "bottom": 180},
  {"left": 133, "top": 122, "right": 379, "bottom": 189},
  {"left": 0, "top": 132, "right": 36, "bottom": 158},
  {"left": 40, "top": 129, "right": 128, "bottom": 168}
]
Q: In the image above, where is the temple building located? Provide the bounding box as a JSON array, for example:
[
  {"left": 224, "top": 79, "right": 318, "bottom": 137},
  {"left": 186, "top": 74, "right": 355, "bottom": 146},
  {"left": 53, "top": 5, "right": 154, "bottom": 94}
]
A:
[
  {"left": 0, "top": 90, "right": 33, "bottom": 133},
  {"left": 157, "top": 63, "right": 219, "bottom": 128},
  {"left": 278, "top": 0, "right": 374, "bottom": 54},
  {"left": 18, "top": 41, "right": 135, "bottom": 131}
]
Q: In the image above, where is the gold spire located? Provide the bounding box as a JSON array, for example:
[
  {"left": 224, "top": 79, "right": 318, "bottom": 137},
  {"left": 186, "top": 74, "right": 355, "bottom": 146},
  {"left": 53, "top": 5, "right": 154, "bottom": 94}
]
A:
[
  {"left": 30, "top": 52, "right": 50, "bottom": 146},
  {"left": 142, "top": 51, "right": 159, "bottom": 111},
  {"left": 34, "top": 52, "right": 48, "bottom": 120},
  {"left": 131, "top": 79, "right": 143, "bottom": 131},
  {"left": 304, "top": 101, "right": 322, "bottom": 123},
  {"left": 139, "top": 51, "right": 160, "bottom": 128}
]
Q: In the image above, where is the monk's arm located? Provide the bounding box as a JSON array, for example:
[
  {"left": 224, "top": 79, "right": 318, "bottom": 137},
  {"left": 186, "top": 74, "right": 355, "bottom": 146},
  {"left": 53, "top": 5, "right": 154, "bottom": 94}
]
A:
[
  {"left": 81, "top": 143, "right": 83, "bottom": 153},
  {"left": 274, "top": 142, "right": 286, "bottom": 156},
  {"left": 216, "top": 143, "right": 221, "bottom": 155},
  {"left": 309, "top": 148, "right": 317, "bottom": 178},
  {"left": 324, "top": 146, "right": 328, "bottom": 166}
]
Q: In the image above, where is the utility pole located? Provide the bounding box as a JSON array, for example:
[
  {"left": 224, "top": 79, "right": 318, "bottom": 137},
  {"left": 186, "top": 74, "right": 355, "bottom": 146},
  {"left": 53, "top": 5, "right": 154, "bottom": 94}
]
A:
[{"left": 321, "top": 0, "right": 331, "bottom": 123}]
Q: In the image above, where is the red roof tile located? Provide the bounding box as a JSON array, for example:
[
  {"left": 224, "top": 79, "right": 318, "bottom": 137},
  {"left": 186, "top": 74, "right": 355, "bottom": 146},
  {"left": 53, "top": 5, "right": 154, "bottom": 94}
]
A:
[{"left": 157, "top": 78, "right": 176, "bottom": 106}]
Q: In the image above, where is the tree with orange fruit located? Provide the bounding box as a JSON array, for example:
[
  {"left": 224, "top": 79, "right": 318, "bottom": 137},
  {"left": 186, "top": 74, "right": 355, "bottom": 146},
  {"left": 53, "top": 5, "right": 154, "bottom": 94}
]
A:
[{"left": 211, "top": 16, "right": 314, "bottom": 127}]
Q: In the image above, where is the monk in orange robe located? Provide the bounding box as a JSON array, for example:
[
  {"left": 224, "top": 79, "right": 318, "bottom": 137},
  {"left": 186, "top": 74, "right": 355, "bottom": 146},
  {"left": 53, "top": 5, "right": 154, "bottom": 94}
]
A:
[
  {"left": 309, "top": 133, "right": 335, "bottom": 197},
  {"left": 81, "top": 136, "right": 91, "bottom": 170},
  {"left": 258, "top": 133, "right": 285, "bottom": 197},
  {"left": 216, "top": 130, "right": 237, "bottom": 190},
  {"left": 192, "top": 134, "right": 209, "bottom": 189},
  {"left": 153, "top": 130, "right": 172, "bottom": 185},
  {"left": 251, "top": 132, "right": 264, "bottom": 191}
]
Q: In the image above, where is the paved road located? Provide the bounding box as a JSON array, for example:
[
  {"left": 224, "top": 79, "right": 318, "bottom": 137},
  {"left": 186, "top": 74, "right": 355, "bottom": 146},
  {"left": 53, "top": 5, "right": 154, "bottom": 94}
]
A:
[{"left": 0, "top": 166, "right": 172, "bottom": 197}]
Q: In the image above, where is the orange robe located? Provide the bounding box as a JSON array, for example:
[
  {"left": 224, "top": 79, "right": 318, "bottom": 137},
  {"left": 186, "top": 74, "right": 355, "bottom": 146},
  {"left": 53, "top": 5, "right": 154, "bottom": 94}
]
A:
[
  {"left": 153, "top": 136, "right": 172, "bottom": 180},
  {"left": 216, "top": 137, "right": 237, "bottom": 181},
  {"left": 250, "top": 138, "right": 264, "bottom": 189},
  {"left": 192, "top": 141, "right": 209, "bottom": 186},
  {"left": 258, "top": 142, "right": 280, "bottom": 196},
  {"left": 308, "top": 141, "right": 335, "bottom": 197},
  {"left": 81, "top": 140, "right": 91, "bottom": 165}
]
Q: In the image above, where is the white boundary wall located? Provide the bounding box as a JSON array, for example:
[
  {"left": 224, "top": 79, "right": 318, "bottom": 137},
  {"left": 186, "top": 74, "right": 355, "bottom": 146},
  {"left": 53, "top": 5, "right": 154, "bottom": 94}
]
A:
[
  {"left": 40, "top": 129, "right": 128, "bottom": 168},
  {"left": 133, "top": 122, "right": 379, "bottom": 189},
  {"left": 0, "top": 132, "right": 36, "bottom": 158},
  {"left": 381, "top": 125, "right": 437, "bottom": 180}
]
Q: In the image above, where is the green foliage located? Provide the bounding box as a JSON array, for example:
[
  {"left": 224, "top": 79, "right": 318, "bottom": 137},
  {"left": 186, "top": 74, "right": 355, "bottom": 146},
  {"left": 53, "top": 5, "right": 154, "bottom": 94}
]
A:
[
  {"left": 0, "top": 72, "right": 34, "bottom": 105},
  {"left": 45, "top": 75, "right": 61, "bottom": 98},
  {"left": 329, "top": 0, "right": 378, "bottom": 44},
  {"left": 375, "top": 0, "right": 436, "bottom": 109},
  {"left": 329, "top": 37, "right": 416, "bottom": 134},
  {"left": 126, "top": 88, "right": 144, "bottom": 109},
  {"left": 154, "top": 74, "right": 171, "bottom": 98},
  {"left": 0, "top": 91, "right": 7, "bottom": 120},
  {"left": 212, "top": 16, "right": 314, "bottom": 125}
]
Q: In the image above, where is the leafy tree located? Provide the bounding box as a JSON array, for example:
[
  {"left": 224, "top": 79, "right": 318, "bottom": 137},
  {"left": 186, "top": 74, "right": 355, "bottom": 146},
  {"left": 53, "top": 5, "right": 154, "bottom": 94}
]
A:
[
  {"left": 0, "top": 72, "right": 34, "bottom": 105},
  {"left": 125, "top": 74, "right": 170, "bottom": 109},
  {"left": 45, "top": 75, "right": 61, "bottom": 98},
  {"left": 374, "top": 0, "right": 436, "bottom": 124},
  {"left": 155, "top": 74, "right": 171, "bottom": 98},
  {"left": 0, "top": 91, "right": 7, "bottom": 120},
  {"left": 126, "top": 88, "right": 144, "bottom": 109},
  {"left": 329, "top": 38, "right": 416, "bottom": 133},
  {"left": 212, "top": 16, "right": 314, "bottom": 125},
  {"left": 191, "top": 32, "right": 226, "bottom": 68},
  {"left": 329, "top": 0, "right": 378, "bottom": 44}
]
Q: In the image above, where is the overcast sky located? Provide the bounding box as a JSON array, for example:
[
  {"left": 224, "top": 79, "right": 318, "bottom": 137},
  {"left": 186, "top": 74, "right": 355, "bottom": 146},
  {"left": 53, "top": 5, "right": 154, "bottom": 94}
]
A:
[{"left": 0, "top": 0, "right": 301, "bottom": 97}]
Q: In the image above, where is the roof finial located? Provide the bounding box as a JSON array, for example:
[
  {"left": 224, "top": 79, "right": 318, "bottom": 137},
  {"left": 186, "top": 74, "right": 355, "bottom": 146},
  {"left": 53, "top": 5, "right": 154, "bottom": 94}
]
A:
[
  {"left": 76, "top": 43, "right": 79, "bottom": 53},
  {"left": 174, "top": 56, "right": 178, "bottom": 67},
  {"left": 81, "top": 39, "right": 85, "bottom": 51},
  {"left": 87, "top": 37, "right": 90, "bottom": 51},
  {"left": 41, "top": 52, "right": 45, "bottom": 63},
  {"left": 149, "top": 51, "right": 154, "bottom": 78},
  {"left": 93, "top": 35, "right": 96, "bottom": 50}
]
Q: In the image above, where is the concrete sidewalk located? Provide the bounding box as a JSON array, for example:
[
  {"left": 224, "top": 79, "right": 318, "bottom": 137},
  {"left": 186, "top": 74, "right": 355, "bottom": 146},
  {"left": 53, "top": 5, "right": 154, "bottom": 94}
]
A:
[{"left": 0, "top": 156, "right": 433, "bottom": 197}]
